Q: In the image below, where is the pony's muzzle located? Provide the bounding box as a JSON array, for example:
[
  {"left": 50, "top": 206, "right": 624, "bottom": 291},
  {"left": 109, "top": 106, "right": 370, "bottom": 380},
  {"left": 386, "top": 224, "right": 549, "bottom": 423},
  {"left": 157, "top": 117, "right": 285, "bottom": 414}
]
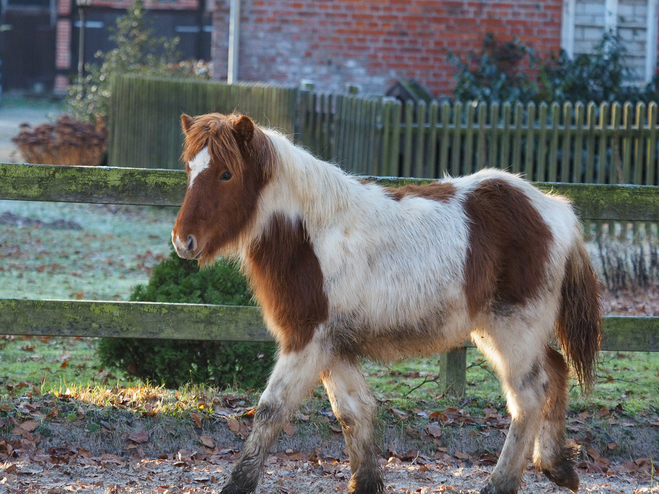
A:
[{"left": 172, "top": 231, "right": 199, "bottom": 260}]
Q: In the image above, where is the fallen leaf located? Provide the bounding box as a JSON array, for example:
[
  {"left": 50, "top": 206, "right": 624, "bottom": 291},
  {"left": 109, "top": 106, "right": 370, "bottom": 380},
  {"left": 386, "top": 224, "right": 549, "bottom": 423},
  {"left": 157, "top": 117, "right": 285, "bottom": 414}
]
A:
[
  {"left": 128, "top": 430, "right": 149, "bottom": 444},
  {"left": 478, "top": 452, "right": 498, "bottom": 465},
  {"left": 199, "top": 435, "right": 215, "bottom": 448},
  {"left": 283, "top": 423, "right": 296, "bottom": 436},
  {"left": 20, "top": 420, "right": 40, "bottom": 432},
  {"left": 425, "top": 422, "right": 442, "bottom": 438},
  {"left": 191, "top": 412, "right": 203, "bottom": 428},
  {"left": 226, "top": 417, "right": 241, "bottom": 434}
]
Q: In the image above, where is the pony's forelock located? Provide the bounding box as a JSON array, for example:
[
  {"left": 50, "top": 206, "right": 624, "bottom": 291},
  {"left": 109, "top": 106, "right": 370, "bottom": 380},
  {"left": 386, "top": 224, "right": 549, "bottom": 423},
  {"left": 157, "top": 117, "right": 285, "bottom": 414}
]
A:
[{"left": 181, "top": 113, "right": 247, "bottom": 178}]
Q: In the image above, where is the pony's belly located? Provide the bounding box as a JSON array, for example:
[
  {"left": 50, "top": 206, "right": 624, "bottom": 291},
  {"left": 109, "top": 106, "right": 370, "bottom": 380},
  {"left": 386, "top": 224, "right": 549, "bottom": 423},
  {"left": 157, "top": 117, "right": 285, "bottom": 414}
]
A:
[{"left": 324, "top": 299, "right": 471, "bottom": 362}]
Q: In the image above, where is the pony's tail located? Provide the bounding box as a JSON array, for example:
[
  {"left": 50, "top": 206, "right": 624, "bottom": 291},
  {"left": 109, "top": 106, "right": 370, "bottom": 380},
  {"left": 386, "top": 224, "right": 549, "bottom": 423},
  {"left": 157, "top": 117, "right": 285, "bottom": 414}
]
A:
[{"left": 556, "top": 234, "right": 601, "bottom": 392}]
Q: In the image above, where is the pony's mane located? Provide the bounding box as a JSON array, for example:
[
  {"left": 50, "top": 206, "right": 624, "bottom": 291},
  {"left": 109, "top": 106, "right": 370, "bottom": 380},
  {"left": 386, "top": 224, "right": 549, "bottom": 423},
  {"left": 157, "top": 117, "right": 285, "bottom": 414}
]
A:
[{"left": 259, "top": 127, "right": 356, "bottom": 224}]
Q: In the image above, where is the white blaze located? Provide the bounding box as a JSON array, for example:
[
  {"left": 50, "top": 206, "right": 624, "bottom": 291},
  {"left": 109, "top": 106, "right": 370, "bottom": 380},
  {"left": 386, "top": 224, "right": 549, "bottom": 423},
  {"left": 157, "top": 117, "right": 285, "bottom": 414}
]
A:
[{"left": 188, "top": 147, "right": 211, "bottom": 189}]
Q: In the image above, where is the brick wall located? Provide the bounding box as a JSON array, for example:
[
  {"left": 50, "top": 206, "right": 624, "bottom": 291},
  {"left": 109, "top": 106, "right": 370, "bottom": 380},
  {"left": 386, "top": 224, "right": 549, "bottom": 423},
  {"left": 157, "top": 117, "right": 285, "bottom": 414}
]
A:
[{"left": 211, "top": 0, "right": 563, "bottom": 96}]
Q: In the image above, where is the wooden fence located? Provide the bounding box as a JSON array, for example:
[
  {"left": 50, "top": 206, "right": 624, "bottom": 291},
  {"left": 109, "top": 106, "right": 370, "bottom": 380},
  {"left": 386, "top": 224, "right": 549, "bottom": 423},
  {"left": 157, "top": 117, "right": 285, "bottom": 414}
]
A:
[
  {"left": 109, "top": 75, "right": 659, "bottom": 189},
  {"left": 108, "top": 76, "right": 298, "bottom": 169},
  {"left": 1, "top": 162, "right": 659, "bottom": 395}
]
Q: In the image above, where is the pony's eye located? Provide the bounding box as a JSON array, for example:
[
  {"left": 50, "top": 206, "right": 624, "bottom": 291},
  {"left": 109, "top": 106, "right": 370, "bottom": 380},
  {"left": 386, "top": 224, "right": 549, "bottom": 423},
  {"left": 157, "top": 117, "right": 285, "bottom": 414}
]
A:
[{"left": 220, "top": 171, "right": 232, "bottom": 181}]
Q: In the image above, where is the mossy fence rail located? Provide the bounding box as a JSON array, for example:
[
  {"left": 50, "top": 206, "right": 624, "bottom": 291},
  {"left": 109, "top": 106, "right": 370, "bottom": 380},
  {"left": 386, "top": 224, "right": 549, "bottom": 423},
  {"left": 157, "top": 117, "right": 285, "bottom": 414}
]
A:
[{"left": 1, "top": 163, "right": 659, "bottom": 395}]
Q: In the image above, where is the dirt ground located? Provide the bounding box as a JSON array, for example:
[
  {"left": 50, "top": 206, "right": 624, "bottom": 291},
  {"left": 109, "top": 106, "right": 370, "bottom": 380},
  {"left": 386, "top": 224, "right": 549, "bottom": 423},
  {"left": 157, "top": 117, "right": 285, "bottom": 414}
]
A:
[{"left": 2, "top": 448, "right": 656, "bottom": 494}]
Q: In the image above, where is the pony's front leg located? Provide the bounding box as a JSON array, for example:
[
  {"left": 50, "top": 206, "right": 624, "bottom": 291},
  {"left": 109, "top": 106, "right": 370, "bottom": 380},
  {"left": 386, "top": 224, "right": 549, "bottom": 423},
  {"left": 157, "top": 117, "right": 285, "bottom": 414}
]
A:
[
  {"left": 221, "top": 339, "right": 330, "bottom": 494},
  {"left": 321, "top": 357, "right": 384, "bottom": 494}
]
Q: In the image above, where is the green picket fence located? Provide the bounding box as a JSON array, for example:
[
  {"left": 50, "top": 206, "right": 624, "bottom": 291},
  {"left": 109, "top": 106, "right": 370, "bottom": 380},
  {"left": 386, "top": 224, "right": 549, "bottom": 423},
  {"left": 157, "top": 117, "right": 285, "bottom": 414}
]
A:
[
  {"left": 108, "top": 75, "right": 298, "bottom": 169},
  {"left": 109, "top": 76, "right": 659, "bottom": 190},
  {"left": 298, "top": 95, "right": 659, "bottom": 186}
]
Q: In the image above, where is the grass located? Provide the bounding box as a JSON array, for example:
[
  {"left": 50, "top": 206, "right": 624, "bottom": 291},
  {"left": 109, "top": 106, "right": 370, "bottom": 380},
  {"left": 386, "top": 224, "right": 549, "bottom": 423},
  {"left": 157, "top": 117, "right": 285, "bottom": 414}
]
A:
[
  {"left": 1, "top": 91, "right": 65, "bottom": 111},
  {"left": 1, "top": 333, "right": 656, "bottom": 421},
  {"left": 0, "top": 200, "right": 178, "bottom": 300}
]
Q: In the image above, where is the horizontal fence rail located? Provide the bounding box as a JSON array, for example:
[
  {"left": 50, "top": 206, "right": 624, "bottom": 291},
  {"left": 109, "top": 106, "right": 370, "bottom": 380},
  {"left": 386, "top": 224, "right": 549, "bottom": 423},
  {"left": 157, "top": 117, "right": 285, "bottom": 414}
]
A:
[
  {"left": 0, "top": 299, "right": 269, "bottom": 342},
  {"left": 2, "top": 163, "right": 659, "bottom": 222},
  {"left": 0, "top": 299, "right": 656, "bottom": 352}
]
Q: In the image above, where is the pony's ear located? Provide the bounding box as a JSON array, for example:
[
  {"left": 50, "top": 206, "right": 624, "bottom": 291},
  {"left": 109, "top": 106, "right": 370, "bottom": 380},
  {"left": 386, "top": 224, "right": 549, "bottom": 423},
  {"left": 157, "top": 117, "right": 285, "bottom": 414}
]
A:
[
  {"left": 233, "top": 115, "right": 255, "bottom": 146},
  {"left": 181, "top": 114, "right": 194, "bottom": 136}
]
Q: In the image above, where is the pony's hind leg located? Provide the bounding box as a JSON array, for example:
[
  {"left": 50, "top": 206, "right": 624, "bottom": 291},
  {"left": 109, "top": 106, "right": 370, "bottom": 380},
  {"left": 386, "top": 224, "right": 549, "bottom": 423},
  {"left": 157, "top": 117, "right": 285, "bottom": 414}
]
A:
[
  {"left": 321, "top": 357, "right": 384, "bottom": 494},
  {"left": 473, "top": 326, "right": 550, "bottom": 494},
  {"left": 533, "top": 346, "right": 579, "bottom": 492}
]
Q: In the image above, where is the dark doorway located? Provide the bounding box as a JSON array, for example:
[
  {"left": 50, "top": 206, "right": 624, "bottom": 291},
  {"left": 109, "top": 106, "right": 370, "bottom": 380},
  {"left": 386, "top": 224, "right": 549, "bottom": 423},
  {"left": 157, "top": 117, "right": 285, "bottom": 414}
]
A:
[
  {"left": 71, "top": 7, "right": 212, "bottom": 75},
  {"left": 0, "top": 1, "right": 56, "bottom": 92}
]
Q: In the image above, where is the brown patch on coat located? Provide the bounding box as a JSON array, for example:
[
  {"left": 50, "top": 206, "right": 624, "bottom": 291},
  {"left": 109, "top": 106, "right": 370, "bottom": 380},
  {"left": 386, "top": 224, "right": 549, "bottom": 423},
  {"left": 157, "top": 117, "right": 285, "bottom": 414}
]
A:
[
  {"left": 172, "top": 113, "right": 274, "bottom": 264},
  {"left": 463, "top": 178, "right": 553, "bottom": 318},
  {"left": 246, "top": 213, "right": 329, "bottom": 353},
  {"left": 556, "top": 238, "right": 601, "bottom": 390},
  {"left": 385, "top": 182, "right": 457, "bottom": 203}
]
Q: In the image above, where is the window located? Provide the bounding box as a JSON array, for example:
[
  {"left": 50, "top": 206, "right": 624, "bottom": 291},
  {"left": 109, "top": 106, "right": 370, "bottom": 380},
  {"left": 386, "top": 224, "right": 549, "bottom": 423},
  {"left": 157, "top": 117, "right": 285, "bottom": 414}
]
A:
[{"left": 562, "top": 0, "right": 658, "bottom": 84}]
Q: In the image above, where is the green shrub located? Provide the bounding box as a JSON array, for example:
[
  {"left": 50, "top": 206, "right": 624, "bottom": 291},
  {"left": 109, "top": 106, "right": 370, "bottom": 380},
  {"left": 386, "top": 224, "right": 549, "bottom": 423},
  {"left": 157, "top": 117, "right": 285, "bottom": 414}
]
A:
[
  {"left": 97, "top": 250, "right": 276, "bottom": 389},
  {"left": 452, "top": 32, "right": 658, "bottom": 105},
  {"left": 538, "top": 32, "right": 657, "bottom": 104},
  {"left": 451, "top": 33, "right": 539, "bottom": 105}
]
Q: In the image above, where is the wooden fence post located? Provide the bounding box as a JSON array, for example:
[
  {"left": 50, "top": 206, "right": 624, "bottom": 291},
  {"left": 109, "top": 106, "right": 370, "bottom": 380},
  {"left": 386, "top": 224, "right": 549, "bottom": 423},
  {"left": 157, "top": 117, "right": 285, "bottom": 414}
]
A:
[{"left": 439, "top": 348, "right": 467, "bottom": 397}]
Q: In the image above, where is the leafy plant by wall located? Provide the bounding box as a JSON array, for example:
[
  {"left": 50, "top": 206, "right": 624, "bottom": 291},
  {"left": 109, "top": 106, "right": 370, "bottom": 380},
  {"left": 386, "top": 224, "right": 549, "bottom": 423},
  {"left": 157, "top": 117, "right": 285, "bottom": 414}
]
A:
[
  {"left": 97, "top": 250, "right": 276, "bottom": 389},
  {"left": 12, "top": 115, "right": 106, "bottom": 166},
  {"left": 452, "top": 32, "right": 659, "bottom": 105},
  {"left": 451, "top": 33, "right": 540, "bottom": 105}
]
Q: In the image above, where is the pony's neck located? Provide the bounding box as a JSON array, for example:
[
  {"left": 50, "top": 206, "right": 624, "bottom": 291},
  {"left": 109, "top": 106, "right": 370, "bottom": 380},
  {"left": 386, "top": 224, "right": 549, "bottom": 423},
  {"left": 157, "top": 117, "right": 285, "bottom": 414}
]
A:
[{"left": 256, "top": 130, "right": 356, "bottom": 233}]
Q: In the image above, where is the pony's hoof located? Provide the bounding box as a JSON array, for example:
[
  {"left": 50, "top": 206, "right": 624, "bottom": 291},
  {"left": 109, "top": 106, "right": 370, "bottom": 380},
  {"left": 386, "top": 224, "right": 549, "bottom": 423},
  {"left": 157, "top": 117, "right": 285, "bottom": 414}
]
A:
[
  {"left": 543, "top": 465, "right": 580, "bottom": 492},
  {"left": 480, "top": 482, "right": 498, "bottom": 494},
  {"left": 479, "top": 481, "right": 517, "bottom": 494},
  {"left": 348, "top": 470, "right": 385, "bottom": 494},
  {"left": 220, "top": 482, "right": 252, "bottom": 494}
]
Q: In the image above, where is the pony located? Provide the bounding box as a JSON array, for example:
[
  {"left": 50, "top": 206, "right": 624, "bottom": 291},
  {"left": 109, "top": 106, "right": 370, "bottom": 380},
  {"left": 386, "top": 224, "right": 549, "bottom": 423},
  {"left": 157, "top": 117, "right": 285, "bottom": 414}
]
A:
[{"left": 171, "top": 112, "right": 601, "bottom": 494}]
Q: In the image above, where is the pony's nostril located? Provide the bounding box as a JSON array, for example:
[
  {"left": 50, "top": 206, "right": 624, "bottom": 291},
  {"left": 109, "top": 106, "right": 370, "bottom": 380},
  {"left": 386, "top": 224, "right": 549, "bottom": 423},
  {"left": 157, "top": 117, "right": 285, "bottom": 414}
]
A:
[{"left": 187, "top": 235, "right": 197, "bottom": 252}]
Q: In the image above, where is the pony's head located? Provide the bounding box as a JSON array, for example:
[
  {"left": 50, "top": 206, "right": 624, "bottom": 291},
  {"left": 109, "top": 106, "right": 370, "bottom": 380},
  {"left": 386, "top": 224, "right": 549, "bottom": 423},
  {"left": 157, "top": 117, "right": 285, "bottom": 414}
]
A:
[{"left": 172, "top": 113, "right": 273, "bottom": 264}]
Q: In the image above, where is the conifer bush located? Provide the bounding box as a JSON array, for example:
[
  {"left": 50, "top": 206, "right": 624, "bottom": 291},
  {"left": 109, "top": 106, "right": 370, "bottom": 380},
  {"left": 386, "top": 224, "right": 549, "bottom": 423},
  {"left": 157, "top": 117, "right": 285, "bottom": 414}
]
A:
[{"left": 97, "top": 250, "right": 276, "bottom": 389}]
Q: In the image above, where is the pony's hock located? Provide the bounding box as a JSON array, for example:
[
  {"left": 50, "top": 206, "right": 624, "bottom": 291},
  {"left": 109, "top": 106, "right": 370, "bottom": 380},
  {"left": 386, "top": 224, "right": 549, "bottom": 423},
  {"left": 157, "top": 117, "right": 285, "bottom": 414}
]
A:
[{"left": 172, "top": 112, "right": 600, "bottom": 494}]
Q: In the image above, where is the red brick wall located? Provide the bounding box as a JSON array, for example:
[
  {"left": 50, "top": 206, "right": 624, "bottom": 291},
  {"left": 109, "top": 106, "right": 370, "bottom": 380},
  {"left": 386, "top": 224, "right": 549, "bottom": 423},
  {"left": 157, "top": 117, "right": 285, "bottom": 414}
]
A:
[{"left": 212, "top": 0, "right": 563, "bottom": 96}]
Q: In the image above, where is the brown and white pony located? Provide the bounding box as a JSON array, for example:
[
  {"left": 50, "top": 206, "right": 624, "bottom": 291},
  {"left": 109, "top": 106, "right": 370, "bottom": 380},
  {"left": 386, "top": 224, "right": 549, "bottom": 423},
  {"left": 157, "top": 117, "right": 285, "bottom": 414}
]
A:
[{"left": 171, "top": 113, "right": 601, "bottom": 494}]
